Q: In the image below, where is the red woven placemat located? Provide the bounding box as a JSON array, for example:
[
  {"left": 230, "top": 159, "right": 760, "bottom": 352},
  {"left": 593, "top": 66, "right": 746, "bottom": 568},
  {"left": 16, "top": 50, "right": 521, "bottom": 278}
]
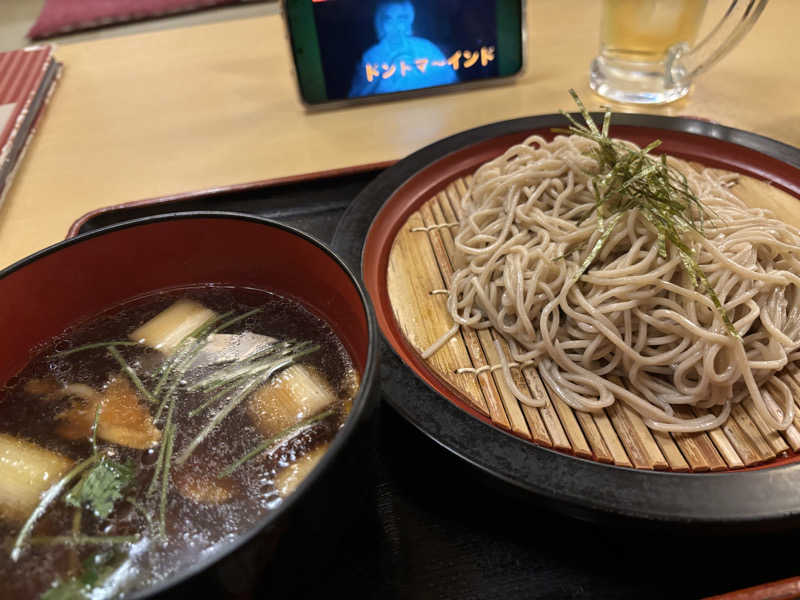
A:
[{"left": 28, "top": 0, "right": 263, "bottom": 40}]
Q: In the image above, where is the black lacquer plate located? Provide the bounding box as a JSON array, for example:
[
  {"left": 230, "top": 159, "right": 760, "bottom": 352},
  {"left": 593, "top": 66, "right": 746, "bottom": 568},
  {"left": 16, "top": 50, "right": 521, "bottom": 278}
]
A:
[{"left": 331, "top": 112, "right": 800, "bottom": 532}]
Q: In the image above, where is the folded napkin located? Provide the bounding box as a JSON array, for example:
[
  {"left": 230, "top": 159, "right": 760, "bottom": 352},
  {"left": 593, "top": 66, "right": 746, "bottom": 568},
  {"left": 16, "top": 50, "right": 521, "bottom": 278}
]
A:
[{"left": 28, "top": 0, "right": 265, "bottom": 40}]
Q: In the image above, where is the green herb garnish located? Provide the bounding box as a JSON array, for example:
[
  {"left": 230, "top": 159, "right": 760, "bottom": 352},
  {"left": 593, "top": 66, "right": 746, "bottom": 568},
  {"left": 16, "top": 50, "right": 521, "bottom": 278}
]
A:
[
  {"left": 64, "top": 458, "right": 136, "bottom": 519},
  {"left": 26, "top": 534, "right": 140, "bottom": 547},
  {"left": 158, "top": 423, "right": 176, "bottom": 540},
  {"left": 10, "top": 454, "right": 101, "bottom": 561},
  {"left": 218, "top": 408, "right": 334, "bottom": 478},
  {"left": 187, "top": 381, "right": 238, "bottom": 418},
  {"left": 152, "top": 310, "right": 234, "bottom": 400},
  {"left": 90, "top": 402, "right": 102, "bottom": 455},
  {"left": 174, "top": 341, "right": 320, "bottom": 466},
  {"left": 107, "top": 345, "right": 158, "bottom": 405},
  {"left": 40, "top": 551, "right": 123, "bottom": 600},
  {"left": 52, "top": 341, "right": 139, "bottom": 358},
  {"left": 188, "top": 340, "right": 315, "bottom": 393},
  {"left": 40, "top": 574, "right": 93, "bottom": 600},
  {"left": 15, "top": 305, "right": 320, "bottom": 577},
  {"left": 558, "top": 89, "right": 737, "bottom": 337},
  {"left": 210, "top": 307, "right": 264, "bottom": 339}
]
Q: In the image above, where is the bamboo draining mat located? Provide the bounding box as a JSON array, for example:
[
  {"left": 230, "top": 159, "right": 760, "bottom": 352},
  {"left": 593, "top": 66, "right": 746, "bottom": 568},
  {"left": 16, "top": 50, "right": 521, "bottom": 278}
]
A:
[{"left": 387, "top": 172, "right": 800, "bottom": 472}]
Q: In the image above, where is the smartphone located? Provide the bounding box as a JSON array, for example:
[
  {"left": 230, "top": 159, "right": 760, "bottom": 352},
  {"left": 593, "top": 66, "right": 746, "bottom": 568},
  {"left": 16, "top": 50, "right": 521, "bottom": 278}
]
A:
[{"left": 282, "top": 0, "right": 525, "bottom": 106}]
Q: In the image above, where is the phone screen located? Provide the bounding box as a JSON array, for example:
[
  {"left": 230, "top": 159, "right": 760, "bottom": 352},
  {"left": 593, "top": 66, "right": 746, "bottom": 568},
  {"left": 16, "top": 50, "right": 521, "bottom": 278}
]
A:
[{"left": 285, "top": 0, "right": 523, "bottom": 104}]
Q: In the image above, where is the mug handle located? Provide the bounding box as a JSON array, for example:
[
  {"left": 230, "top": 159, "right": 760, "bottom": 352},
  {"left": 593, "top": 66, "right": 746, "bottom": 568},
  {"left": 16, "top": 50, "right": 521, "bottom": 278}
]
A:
[{"left": 666, "top": 0, "right": 769, "bottom": 88}]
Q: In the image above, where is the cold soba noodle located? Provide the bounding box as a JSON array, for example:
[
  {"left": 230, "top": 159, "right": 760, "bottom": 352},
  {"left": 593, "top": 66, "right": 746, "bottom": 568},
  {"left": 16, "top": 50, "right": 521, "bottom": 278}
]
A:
[
  {"left": 431, "top": 103, "right": 800, "bottom": 434},
  {"left": 0, "top": 286, "right": 359, "bottom": 598}
]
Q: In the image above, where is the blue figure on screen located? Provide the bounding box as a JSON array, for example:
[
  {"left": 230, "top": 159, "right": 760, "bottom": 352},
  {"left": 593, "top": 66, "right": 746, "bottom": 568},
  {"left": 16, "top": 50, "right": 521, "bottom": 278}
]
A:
[{"left": 348, "top": 1, "right": 458, "bottom": 98}]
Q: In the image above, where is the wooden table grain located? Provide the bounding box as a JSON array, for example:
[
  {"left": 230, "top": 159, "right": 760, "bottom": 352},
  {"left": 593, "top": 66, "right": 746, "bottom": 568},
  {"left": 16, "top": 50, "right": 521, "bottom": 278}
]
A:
[{"left": 0, "top": 0, "right": 798, "bottom": 269}]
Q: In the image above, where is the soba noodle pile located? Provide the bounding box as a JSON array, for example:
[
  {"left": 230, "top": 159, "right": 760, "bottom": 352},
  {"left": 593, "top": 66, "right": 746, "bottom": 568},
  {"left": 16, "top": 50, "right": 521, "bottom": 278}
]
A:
[{"left": 439, "top": 131, "right": 800, "bottom": 433}]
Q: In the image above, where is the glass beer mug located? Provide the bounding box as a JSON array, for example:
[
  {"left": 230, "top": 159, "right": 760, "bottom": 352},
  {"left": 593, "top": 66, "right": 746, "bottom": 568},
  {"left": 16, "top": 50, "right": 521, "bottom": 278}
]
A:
[{"left": 590, "top": 0, "right": 769, "bottom": 104}]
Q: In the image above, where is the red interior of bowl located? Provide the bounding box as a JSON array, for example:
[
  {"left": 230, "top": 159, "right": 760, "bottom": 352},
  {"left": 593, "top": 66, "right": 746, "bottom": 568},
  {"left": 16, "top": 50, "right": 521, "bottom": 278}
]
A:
[{"left": 0, "top": 216, "right": 369, "bottom": 385}]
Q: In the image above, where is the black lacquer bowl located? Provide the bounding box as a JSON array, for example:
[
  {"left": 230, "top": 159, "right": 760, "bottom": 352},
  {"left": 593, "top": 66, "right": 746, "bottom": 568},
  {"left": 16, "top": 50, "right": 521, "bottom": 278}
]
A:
[
  {"left": 331, "top": 113, "right": 800, "bottom": 533},
  {"left": 0, "top": 212, "right": 380, "bottom": 598}
]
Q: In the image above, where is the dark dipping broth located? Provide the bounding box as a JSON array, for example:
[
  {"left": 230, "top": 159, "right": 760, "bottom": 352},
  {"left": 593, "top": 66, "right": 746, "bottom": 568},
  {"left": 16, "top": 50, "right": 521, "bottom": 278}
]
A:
[{"left": 0, "top": 285, "right": 359, "bottom": 599}]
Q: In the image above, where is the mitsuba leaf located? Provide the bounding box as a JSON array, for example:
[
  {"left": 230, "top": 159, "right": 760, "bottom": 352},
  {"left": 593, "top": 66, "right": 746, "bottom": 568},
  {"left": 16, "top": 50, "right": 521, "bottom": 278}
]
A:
[{"left": 64, "top": 458, "right": 136, "bottom": 518}]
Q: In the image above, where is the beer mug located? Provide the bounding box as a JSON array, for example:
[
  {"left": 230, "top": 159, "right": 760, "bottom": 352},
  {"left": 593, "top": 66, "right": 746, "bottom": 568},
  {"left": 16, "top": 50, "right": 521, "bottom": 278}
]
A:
[{"left": 590, "top": 0, "right": 769, "bottom": 104}]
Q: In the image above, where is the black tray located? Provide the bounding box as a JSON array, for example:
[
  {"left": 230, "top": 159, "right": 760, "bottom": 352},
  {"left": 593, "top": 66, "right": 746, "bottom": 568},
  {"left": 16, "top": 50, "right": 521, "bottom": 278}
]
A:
[{"left": 71, "top": 167, "right": 800, "bottom": 600}]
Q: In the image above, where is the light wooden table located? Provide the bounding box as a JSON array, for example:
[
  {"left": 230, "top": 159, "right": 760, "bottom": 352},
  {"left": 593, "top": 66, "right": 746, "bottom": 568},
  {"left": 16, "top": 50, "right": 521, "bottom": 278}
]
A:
[{"left": 1, "top": 0, "right": 798, "bottom": 269}]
